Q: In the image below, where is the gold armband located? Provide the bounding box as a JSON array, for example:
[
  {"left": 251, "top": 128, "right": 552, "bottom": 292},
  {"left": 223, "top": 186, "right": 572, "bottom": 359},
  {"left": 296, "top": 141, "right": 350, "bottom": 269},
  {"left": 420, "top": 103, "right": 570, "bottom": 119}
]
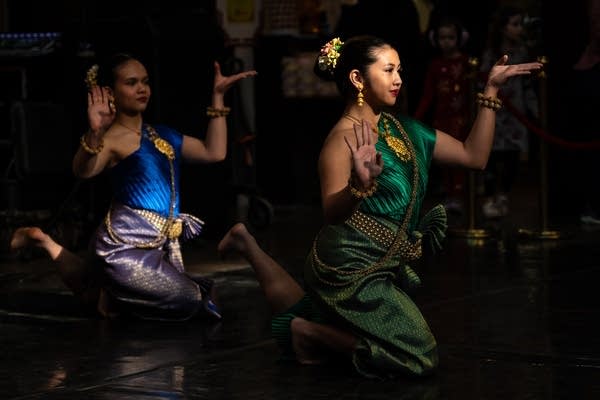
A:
[
  {"left": 80, "top": 134, "right": 104, "bottom": 155},
  {"left": 206, "top": 106, "right": 231, "bottom": 118},
  {"left": 476, "top": 93, "right": 502, "bottom": 111}
]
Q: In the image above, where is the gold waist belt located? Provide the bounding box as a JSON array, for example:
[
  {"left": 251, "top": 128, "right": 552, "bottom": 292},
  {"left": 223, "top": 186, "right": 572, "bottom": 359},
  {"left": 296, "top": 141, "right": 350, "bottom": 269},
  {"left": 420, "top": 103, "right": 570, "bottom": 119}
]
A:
[
  {"left": 347, "top": 211, "right": 395, "bottom": 248},
  {"left": 133, "top": 209, "right": 183, "bottom": 240},
  {"left": 347, "top": 211, "right": 422, "bottom": 261}
]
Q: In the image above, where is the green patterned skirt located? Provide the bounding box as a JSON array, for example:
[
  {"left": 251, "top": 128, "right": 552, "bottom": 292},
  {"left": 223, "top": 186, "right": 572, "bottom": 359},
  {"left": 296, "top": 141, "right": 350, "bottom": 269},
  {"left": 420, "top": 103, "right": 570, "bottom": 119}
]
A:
[{"left": 272, "top": 207, "right": 446, "bottom": 378}]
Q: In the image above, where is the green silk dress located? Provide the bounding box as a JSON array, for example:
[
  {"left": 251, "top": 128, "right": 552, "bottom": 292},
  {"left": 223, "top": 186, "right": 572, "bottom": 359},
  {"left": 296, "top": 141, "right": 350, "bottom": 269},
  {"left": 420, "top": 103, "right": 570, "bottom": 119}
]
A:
[{"left": 274, "top": 113, "right": 447, "bottom": 379}]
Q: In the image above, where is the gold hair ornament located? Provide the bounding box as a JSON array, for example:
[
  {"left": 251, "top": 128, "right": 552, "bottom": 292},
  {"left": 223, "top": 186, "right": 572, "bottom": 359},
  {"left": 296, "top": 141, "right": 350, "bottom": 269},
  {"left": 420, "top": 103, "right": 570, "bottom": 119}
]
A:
[
  {"left": 85, "top": 64, "right": 99, "bottom": 89},
  {"left": 318, "top": 37, "right": 344, "bottom": 74}
]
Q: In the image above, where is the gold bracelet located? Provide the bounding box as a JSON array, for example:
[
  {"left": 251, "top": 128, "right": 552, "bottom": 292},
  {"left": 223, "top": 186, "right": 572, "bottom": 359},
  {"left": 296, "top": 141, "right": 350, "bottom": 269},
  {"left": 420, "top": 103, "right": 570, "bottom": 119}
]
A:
[
  {"left": 80, "top": 134, "right": 104, "bottom": 155},
  {"left": 206, "top": 106, "right": 231, "bottom": 118},
  {"left": 476, "top": 93, "right": 502, "bottom": 111},
  {"left": 348, "top": 179, "right": 378, "bottom": 199}
]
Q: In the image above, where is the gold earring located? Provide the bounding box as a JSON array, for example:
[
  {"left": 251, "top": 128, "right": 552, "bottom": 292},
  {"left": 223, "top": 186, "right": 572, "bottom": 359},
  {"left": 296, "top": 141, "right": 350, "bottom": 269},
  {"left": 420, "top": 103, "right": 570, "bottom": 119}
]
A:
[
  {"left": 356, "top": 84, "right": 364, "bottom": 107},
  {"left": 108, "top": 95, "right": 116, "bottom": 113}
]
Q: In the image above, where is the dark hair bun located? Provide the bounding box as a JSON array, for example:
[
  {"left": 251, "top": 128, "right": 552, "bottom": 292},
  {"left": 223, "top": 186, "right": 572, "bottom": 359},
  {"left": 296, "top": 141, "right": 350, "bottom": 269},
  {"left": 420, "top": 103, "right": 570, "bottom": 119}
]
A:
[{"left": 313, "top": 59, "right": 336, "bottom": 82}]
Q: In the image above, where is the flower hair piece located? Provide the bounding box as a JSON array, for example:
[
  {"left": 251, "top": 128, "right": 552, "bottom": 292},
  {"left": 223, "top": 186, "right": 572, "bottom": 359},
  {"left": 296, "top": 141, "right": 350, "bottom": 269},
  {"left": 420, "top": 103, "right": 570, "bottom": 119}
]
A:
[
  {"left": 85, "top": 64, "right": 99, "bottom": 90},
  {"left": 318, "top": 37, "right": 344, "bottom": 74}
]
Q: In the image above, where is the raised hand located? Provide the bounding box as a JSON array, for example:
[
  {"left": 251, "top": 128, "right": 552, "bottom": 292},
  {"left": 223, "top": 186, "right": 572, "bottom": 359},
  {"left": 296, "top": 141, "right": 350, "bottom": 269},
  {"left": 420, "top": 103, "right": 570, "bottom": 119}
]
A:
[
  {"left": 213, "top": 61, "right": 257, "bottom": 95},
  {"left": 87, "top": 85, "right": 115, "bottom": 134},
  {"left": 344, "top": 120, "right": 383, "bottom": 190},
  {"left": 487, "top": 55, "right": 543, "bottom": 88}
]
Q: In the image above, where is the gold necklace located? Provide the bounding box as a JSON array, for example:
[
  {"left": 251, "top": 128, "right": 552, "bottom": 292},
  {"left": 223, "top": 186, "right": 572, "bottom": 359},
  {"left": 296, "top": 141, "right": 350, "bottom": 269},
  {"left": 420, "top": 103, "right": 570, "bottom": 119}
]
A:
[
  {"left": 343, "top": 113, "right": 411, "bottom": 162},
  {"left": 379, "top": 116, "right": 411, "bottom": 162},
  {"left": 116, "top": 121, "right": 141, "bottom": 135},
  {"left": 146, "top": 125, "right": 175, "bottom": 161},
  {"left": 115, "top": 120, "right": 174, "bottom": 160},
  {"left": 342, "top": 113, "right": 377, "bottom": 133}
]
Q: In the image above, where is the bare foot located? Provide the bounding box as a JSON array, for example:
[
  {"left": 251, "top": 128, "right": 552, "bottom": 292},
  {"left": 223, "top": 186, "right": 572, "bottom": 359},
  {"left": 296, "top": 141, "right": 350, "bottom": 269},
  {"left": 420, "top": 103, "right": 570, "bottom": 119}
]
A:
[
  {"left": 291, "top": 317, "right": 327, "bottom": 365},
  {"left": 10, "top": 226, "right": 63, "bottom": 260},
  {"left": 10, "top": 227, "right": 48, "bottom": 251},
  {"left": 217, "top": 223, "right": 253, "bottom": 257}
]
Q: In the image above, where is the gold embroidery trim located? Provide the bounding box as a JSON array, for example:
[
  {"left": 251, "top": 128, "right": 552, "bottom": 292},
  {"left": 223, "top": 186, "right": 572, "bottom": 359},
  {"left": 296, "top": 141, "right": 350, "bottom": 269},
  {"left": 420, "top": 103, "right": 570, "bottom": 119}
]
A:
[
  {"left": 105, "top": 124, "right": 179, "bottom": 248},
  {"left": 311, "top": 113, "right": 422, "bottom": 287}
]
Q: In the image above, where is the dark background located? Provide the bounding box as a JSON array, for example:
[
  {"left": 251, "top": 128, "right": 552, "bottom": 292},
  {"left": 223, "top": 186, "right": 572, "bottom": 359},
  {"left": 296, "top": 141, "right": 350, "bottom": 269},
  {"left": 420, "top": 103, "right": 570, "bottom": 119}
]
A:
[
  {"left": 0, "top": 0, "right": 594, "bottom": 243},
  {"left": 0, "top": 0, "right": 233, "bottom": 240}
]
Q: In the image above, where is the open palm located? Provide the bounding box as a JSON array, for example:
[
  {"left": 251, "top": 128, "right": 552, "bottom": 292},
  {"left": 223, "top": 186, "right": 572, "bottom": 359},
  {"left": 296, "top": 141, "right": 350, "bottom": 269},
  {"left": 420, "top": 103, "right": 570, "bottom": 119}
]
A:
[
  {"left": 344, "top": 120, "right": 383, "bottom": 189},
  {"left": 213, "top": 61, "right": 257, "bottom": 95},
  {"left": 487, "top": 55, "right": 543, "bottom": 88},
  {"left": 87, "top": 86, "right": 115, "bottom": 133}
]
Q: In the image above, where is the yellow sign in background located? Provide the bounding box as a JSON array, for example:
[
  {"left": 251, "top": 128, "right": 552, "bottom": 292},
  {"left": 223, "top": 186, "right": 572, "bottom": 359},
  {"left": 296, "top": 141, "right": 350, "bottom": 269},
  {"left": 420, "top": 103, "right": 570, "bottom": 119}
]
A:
[{"left": 227, "top": 0, "right": 254, "bottom": 22}]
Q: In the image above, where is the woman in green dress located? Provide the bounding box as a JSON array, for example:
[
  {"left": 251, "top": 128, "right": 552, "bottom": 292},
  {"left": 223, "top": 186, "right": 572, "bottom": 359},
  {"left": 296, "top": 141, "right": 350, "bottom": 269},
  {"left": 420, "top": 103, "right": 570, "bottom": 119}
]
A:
[{"left": 218, "top": 35, "right": 542, "bottom": 378}]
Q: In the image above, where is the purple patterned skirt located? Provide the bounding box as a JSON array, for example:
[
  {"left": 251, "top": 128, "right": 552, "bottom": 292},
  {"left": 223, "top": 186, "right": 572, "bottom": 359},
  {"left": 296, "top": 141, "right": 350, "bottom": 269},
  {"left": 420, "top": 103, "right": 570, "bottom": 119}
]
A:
[{"left": 93, "top": 203, "right": 220, "bottom": 321}]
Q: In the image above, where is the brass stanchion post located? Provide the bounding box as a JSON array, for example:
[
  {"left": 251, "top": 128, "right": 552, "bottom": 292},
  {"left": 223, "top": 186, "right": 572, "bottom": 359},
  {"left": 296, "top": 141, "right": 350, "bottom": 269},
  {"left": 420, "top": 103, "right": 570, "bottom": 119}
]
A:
[
  {"left": 449, "top": 57, "right": 491, "bottom": 242},
  {"left": 518, "top": 56, "right": 561, "bottom": 240}
]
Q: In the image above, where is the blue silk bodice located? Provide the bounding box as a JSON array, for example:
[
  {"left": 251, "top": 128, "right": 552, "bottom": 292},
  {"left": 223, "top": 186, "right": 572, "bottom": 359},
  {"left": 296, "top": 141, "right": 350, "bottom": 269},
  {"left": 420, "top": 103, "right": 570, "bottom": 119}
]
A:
[{"left": 109, "top": 124, "right": 183, "bottom": 217}]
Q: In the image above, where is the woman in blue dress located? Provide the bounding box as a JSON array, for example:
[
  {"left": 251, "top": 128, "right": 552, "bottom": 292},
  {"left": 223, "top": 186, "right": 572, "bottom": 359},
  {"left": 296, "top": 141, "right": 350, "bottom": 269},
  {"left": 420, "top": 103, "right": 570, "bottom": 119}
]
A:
[{"left": 10, "top": 53, "right": 256, "bottom": 321}]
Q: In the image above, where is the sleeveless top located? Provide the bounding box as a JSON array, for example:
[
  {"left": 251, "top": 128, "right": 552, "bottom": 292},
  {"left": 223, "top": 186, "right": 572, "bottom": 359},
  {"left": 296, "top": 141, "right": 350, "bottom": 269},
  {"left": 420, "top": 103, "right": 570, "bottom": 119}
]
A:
[
  {"left": 109, "top": 124, "right": 183, "bottom": 217},
  {"left": 360, "top": 114, "right": 436, "bottom": 229}
]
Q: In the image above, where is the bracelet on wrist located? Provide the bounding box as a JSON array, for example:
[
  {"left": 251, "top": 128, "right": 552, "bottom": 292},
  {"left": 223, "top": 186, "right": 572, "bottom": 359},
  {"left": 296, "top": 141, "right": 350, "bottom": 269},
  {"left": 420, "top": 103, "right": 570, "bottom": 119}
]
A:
[
  {"left": 80, "top": 134, "right": 104, "bottom": 155},
  {"left": 476, "top": 92, "right": 502, "bottom": 111},
  {"left": 348, "top": 179, "right": 378, "bottom": 199},
  {"left": 206, "top": 106, "right": 231, "bottom": 118}
]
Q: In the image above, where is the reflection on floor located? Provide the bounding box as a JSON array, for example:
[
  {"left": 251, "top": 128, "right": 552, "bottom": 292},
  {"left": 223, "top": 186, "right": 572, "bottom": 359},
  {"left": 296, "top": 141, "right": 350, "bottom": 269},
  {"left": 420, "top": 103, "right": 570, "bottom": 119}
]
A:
[{"left": 1, "top": 182, "right": 600, "bottom": 399}]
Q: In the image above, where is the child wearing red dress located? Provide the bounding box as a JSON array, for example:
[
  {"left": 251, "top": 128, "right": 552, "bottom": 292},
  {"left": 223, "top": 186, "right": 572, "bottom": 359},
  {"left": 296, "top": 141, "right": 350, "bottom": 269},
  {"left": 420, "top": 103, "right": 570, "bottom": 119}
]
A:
[{"left": 415, "top": 16, "right": 472, "bottom": 213}]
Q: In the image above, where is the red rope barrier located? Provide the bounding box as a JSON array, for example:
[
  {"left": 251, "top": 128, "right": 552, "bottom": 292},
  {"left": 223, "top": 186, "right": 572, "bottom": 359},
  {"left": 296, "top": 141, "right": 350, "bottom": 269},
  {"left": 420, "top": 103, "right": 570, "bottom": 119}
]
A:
[
  {"left": 500, "top": 96, "right": 600, "bottom": 150},
  {"left": 475, "top": 70, "right": 600, "bottom": 150}
]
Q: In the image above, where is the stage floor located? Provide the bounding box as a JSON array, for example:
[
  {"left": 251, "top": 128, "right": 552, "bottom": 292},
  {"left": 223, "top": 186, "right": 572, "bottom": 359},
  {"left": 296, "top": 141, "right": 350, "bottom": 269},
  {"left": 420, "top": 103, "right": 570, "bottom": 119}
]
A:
[{"left": 1, "top": 173, "right": 599, "bottom": 399}]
